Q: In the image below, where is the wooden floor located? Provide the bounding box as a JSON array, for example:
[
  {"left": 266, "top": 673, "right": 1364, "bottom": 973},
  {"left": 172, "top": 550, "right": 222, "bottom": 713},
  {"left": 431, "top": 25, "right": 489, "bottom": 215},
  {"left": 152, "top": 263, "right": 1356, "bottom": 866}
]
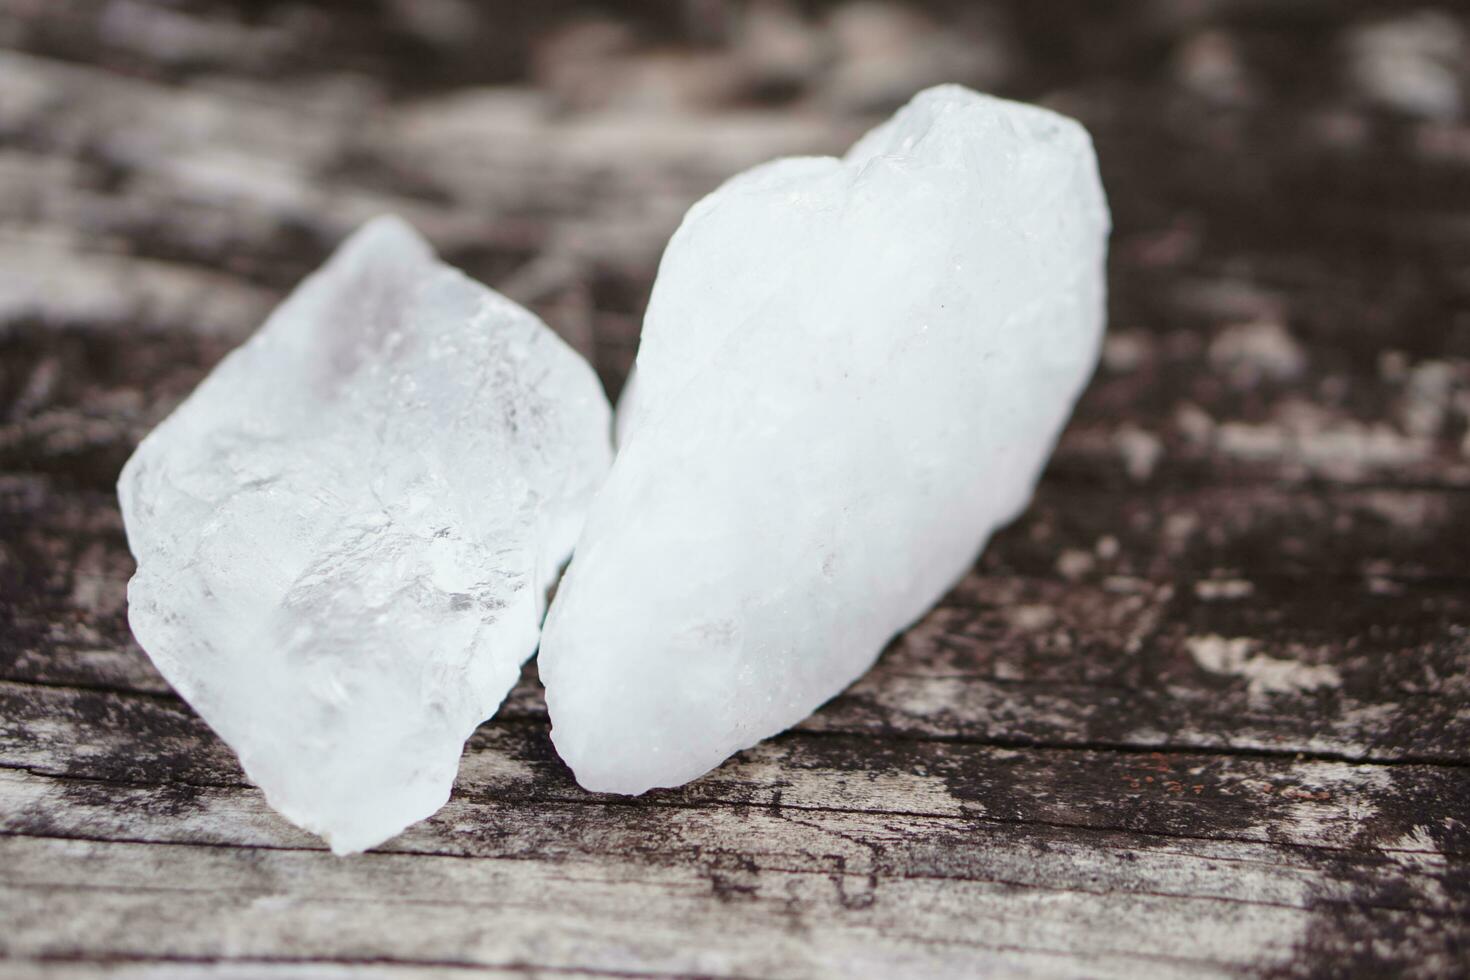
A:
[{"left": 2, "top": 2, "right": 1468, "bottom": 976}]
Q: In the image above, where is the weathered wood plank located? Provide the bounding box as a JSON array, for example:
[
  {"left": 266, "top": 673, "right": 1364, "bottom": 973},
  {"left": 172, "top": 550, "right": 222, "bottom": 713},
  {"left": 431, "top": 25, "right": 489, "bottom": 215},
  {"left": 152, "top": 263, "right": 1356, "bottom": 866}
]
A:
[
  {"left": 2, "top": 965, "right": 637, "bottom": 980},
  {"left": 4, "top": 756, "right": 1465, "bottom": 977},
  {"left": 5, "top": 589, "right": 1468, "bottom": 765},
  {"left": 3, "top": 44, "right": 1468, "bottom": 491},
  {"left": 6, "top": 478, "right": 1467, "bottom": 763},
  {"left": 6, "top": 762, "right": 1465, "bottom": 914},
  {"left": 6, "top": 682, "right": 1469, "bottom": 859},
  {"left": 3, "top": 1, "right": 1469, "bottom": 976},
  {"left": 0, "top": 833, "right": 1414, "bottom": 978}
]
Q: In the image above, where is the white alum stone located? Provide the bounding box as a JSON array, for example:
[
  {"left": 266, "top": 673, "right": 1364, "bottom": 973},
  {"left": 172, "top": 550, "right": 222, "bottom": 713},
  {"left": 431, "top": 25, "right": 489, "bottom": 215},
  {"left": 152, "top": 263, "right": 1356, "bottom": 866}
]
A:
[
  {"left": 541, "top": 85, "right": 1110, "bottom": 795},
  {"left": 119, "top": 216, "right": 612, "bottom": 853}
]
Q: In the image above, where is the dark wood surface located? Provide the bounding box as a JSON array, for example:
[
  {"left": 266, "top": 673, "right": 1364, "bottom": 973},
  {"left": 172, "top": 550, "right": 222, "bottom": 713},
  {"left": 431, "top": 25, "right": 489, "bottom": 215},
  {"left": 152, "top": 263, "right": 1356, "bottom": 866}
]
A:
[{"left": 2, "top": 1, "right": 1469, "bottom": 976}]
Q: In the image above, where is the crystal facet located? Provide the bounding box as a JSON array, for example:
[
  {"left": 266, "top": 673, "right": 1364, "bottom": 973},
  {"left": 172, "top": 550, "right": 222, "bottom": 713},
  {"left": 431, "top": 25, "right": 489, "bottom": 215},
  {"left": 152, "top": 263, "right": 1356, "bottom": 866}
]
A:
[
  {"left": 541, "top": 85, "right": 1110, "bottom": 795},
  {"left": 119, "top": 216, "right": 612, "bottom": 852}
]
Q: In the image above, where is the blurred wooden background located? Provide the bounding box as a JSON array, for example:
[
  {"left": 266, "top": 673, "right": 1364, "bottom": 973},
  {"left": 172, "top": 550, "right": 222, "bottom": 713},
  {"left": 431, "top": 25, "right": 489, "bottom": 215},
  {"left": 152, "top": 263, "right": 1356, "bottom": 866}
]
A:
[{"left": 1, "top": 1, "right": 1468, "bottom": 976}]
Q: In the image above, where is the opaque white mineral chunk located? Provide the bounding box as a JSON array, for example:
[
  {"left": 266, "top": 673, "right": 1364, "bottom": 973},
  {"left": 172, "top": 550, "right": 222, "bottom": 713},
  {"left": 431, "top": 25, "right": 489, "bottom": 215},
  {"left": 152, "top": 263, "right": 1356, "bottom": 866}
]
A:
[
  {"left": 541, "top": 85, "right": 1109, "bottom": 794},
  {"left": 119, "top": 217, "right": 612, "bottom": 852}
]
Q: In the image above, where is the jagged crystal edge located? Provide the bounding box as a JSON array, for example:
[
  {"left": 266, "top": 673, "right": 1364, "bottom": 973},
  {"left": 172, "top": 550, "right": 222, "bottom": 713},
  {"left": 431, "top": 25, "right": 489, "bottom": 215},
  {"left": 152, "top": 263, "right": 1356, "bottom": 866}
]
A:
[{"left": 119, "top": 216, "right": 613, "bottom": 852}]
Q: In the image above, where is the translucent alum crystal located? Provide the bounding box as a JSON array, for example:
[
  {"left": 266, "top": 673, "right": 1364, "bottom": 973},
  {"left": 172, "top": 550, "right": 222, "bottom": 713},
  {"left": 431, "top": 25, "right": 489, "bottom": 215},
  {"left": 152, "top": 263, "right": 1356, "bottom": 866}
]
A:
[
  {"left": 541, "top": 85, "right": 1110, "bottom": 794},
  {"left": 119, "top": 217, "right": 612, "bottom": 852}
]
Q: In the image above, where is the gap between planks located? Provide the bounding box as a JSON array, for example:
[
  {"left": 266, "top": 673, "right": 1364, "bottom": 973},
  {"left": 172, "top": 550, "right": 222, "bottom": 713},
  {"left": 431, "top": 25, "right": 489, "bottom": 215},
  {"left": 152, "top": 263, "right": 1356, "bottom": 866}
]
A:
[
  {"left": 5, "top": 673, "right": 1469, "bottom": 770},
  {"left": 3, "top": 763, "right": 1465, "bottom": 861}
]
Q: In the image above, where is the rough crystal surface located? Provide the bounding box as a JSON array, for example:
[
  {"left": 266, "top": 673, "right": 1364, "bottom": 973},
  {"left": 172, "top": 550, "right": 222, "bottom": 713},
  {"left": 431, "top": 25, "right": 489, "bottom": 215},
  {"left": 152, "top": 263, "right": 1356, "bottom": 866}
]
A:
[
  {"left": 119, "top": 216, "right": 612, "bottom": 852},
  {"left": 541, "top": 85, "right": 1110, "bottom": 795}
]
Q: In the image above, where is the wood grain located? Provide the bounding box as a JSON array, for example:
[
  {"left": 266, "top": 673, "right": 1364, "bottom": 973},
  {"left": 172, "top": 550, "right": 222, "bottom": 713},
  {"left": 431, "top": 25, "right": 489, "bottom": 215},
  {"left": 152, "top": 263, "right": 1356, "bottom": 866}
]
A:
[{"left": 2, "top": 1, "right": 1468, "bottom": 977}]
